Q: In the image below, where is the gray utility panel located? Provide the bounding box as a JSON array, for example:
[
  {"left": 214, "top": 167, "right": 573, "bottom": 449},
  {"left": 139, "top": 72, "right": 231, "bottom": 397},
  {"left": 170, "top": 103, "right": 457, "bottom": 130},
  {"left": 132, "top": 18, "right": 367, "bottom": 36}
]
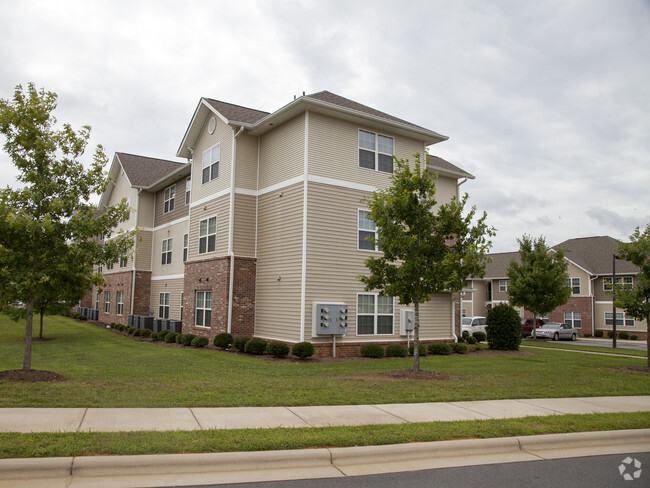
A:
[
  {"left": 312, "top": 302, "right": 348, "bottom": 337},
  {"left": 400, "top": 309, "right": 415, "bottom": 335}
]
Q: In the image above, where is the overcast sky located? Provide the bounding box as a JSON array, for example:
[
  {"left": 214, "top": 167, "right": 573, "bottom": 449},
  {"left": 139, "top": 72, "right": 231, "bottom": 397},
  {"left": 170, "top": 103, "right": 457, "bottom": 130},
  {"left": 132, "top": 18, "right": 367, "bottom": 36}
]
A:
[{"left": 1, "top": 0, "right": 648, "bottom": 252}]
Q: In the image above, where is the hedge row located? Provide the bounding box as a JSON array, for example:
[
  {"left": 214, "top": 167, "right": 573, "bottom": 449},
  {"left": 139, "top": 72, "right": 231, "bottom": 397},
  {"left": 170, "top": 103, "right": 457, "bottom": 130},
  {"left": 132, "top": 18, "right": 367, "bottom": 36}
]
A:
[{"left": 361, "top": 341, "right": 474, "bottom": 358}]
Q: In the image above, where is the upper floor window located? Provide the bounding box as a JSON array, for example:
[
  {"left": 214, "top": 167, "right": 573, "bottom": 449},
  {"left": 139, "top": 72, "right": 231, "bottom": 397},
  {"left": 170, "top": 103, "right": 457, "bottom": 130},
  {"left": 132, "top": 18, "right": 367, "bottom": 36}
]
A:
[
  {"left": 202, "top": 143, "right": 220, "bottom": 183},
  {"left": 119, "top": 256, "right": 127, "bottom": 268},
  {"left": 107, "top": 262, "right": 114, "bottom": 271},
  {"left": 359, "top": 129, "right": 394, "bottom": 173},
  {"left": 162, "top": 238, "right": 172, "bottom": 265},
  {"left": 357, "top": 293, "right": 394, "bottom": 335},
  {"left": 358, "top": 209, "right": 380, "bottom": 251},
  {"left": 183, "top": 233, "right": 189, "bottom": 262},
  {"left": 164, "top": 185, "right": 175, "bottom": 213},
  {"left": 565, "top": 277, "right": 580, "bottom": 295},
  {"left": 199, "top": 216, "right": 217, "bottom": 254},
  {"left": 603, "top": 276, "right": 633, "bottom": 291},
  {"left": 185, "top": 176, "right": 191, "bottom": 205},
  {"left": 499, "top": 280, "right": 509, "bottom": 292}
]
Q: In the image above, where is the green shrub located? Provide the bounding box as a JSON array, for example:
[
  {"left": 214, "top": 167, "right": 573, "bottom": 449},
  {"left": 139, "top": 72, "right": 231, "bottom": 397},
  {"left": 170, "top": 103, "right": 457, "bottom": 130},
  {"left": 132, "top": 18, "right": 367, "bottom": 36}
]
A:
[
  {"left": 428, "top": 342, "right": 451, "bottom": 355},
  {"left": 151, "top": 332, "right": 160, "bottom": 341},
  {"left": 292, "top": 341, "right": 315, "bottom": 358},
  {"left": 584, "top": 333, "right": 592, "bottom": 338},
  {"left": 486, "top": 304, "right": 522, "bottom": 350},
  {"left": 140, "top": 329, "right": 152, "bottom": 338},
  {"left": 266, "top": 341, "right": 290, "bottom": 358},
  {"left": 630, "top": 335, "right": 638, "bottom": 341},
  {"left": 595, "top": 330, "right": 604, "bottom": 337},
  {"left": 244, "top": 338, "right": 267, "bottom": 355},
  {"left": 457, "top": 336, "right": 466, "bottom": 344},
  {"left": 607, "top": 331, "right": 616, "bottom": 339},
  {"left": 386, "top": 344, "right": 408, "bottom": 357},
  {"left": 129, "top": 327, "right": 139, "bottom": 336},
  {"left": 175, "top": 333, "right": 184, "bottom": 344},
  {"left": 472, "top": 331, "right": 487, "bottom": 343},
  {"left": 466, "top": 336, "right": 478, "bottom": 345},
  {"left": 361, "top": 343, "right": 385, "bottom": 358},
  {"left": 75, "top": 313, "right": 87, "bottom": 320},
  {"left": 408, "top": 343, "right": 427, "bottom": 357},
  {"left": 191, "top": 336, "right": 209, "bottom": 347},
  {"left": 213, "top": 332, "right": 234, "bottom": 349},
  {"left": 233, "top": 336, "right": 251, "bottom": 352},
  {"left": 618, "top": 331, "right": 630, "bottom": 339},
  {"left": 451, "top": 342, "right": 468, "bottom": 354},
  {"left": 461, "top": 330, "right": 470, "bottom": 340},
  {"left": 180, "top": 334, "right": 197, "bottom": 346},
  {"left": 164, "top": 332, "right": 179, "bottom": 343},
  {"left": 126, "top": 326, "right": 135, "bottom": 335},
  {"left": 157, "top": 330, "right": 170, "bottom": 340}
]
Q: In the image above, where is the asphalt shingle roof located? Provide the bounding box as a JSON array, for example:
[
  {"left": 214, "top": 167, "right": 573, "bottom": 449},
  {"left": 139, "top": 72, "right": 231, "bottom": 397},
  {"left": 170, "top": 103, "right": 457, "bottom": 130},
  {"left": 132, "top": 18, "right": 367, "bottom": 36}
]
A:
[
  {"left": 427, "top": 154, "right": 474, "bottom": 179},
  {"left": 552, "top": 236, "right": 640, "bottom": 275},
  {"left": 483, "top": 252, "right": 521, "bottom": 278},
  {"left": 116, "top": 153, "right": 186, "bottom": 188},
  {"left": 202, "top": 98, "right": 270, "bottom": 125}
]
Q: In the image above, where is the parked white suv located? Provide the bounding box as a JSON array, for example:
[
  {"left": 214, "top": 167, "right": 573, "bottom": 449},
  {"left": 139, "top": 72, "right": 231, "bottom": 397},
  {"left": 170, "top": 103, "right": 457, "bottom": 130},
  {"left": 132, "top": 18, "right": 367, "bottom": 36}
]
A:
[{"left": 461, "top": 316, "right": 487, "bottom": 335}]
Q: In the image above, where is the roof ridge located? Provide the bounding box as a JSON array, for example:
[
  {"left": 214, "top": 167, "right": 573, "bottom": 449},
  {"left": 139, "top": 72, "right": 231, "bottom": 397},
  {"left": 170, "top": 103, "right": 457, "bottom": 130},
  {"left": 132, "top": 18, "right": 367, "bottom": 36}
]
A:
[{"left": 116, "top": 152, "right": 184, "bottom": 164}]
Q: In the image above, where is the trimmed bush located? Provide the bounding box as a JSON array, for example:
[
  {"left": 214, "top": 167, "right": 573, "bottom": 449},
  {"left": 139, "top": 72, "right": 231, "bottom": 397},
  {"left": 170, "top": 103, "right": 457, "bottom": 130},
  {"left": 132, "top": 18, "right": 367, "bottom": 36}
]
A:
[
  {"left": 486, "top": 304, "right": 522, "bottom": 350},
  {"left": 164, "top": 332, "right": 179, "bottom": 343},
  {"left": 472, "top": 331, "right": 487, "bottom": 343},
  {"left": 361, "top": 343, "right": 385, "bottom": 358},
  {"left": 180, "top": 334, "right": 197, "bottom": 346},
  {"left": 428, "top": 342, "right": 451, "bottom": 355},
  {"left": 408, "top": 343, "right": 427, "bottom": 357},
  {"left": 244, "top": 338, "right": 268, "bottom": 355},
  {"left": 266, "top": 341, "right": 290, "bottom": 358},
  {"left": 191, "top": 336, "right": 209, "bottom": 348},
  {"left": 607, "top": 331, "right": 616, "bottom": 338},
  {"left": 584, "top": 333, "right": 592, "bottom": 338},
  {"left": 175, "top": 333, "right": 184, "bottom": 344},
  {"left": 457, "top": 336, "right": 466, "bottom": 344},
  {"left": 466, "top": 336, "right": 478, "bottom": 345},
  {"left": 451, "top": 342, "right": 468, "bottom": 354},
  {"left": 213, "top": 332, "right": 234, "bottom": 349},
  {"left": 461, "top": 330, "right": 470, "bottom": 340},
  {"left": 233, "top": 336, "right": 251, "bottom": 352},
  {"left": 618, "top": 331, "right": 630, "bottom": 340},
  {"left": 157, "top": 330, "right": 170, "bottom": 340},
  {"left": 630, "top": 335, "right": 638, "bottom": 341},
  {"left": 595, "top": 330, "right": 604, "bottom": 337},
  {"left": 151, "top": 332, "right": 160, "bottom": 341},
  {"left": 140, "top": 329, "right": 152, "bottom": 338},
  {"left": 292, "top": 341, "right": 315, "bottom": 358},
  {"left": 386, "top": 344, "right": 408, "bottom": 358}
]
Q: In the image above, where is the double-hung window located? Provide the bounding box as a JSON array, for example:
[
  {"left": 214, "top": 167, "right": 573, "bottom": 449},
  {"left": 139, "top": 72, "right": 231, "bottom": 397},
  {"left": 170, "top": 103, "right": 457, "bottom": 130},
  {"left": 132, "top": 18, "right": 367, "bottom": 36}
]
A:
[
  {"left": 95, "top": 293, "right": 100, "bottom": 311},
  {"left": 107, "top": 262, "right": 114, "bottom": 271},
  {"left": 104, "top": 291, "right": 110, "bottom": 313},
  {"left": 358, "top": 210, "right": 380, "bottom": 251},
  {"left": 180, "top": 292, "right": 184, "bottom": 321},
  {"left": 119, "top": 256, "right": 127, "bottom": 268},
  {"left": 164, "top": 185, "right": 175, "bottom": 213},
  {"left": 603, "top": 276, "right": 633, "bottom": 291},
  {"left": 605, "top": 312, "right": 634, "bottom": 327},
  {"left": 357, "top": 293, "right": 394, "bottom": 335},
  {"left": 199, "top": 216, "right": 217, "bottom": 254},
  {"left": 564, "top": 311, "right": 581, "bottom": 328},
  {"left": 159, "top": 292, "right": 170, "bottom": 319},
  {"left": 185, "top": 176, "right": 191, "bottom": 205},
  {"left": 202, "top": 143, "right": 220, "bottom": 183},
  {"left": 196, "top": 291, "right": 212, "bottom": 327},
  {"left": 116, "top": 291, "right": 124, "bottom": 316},
  {"left": 499, "top": 280, "right": 509, "bottom": 292},
  {"left": 161, "top": 238, "right": 172, "bottom": 265},
  {"left": 183, "top": 234, "right": 189, "bottom": 262},
  {"left": 358, "top": 129, "right": 394, "bottom": 173},
  {"left": 565, "top": 277, "right": 580, "bottom": 295}
]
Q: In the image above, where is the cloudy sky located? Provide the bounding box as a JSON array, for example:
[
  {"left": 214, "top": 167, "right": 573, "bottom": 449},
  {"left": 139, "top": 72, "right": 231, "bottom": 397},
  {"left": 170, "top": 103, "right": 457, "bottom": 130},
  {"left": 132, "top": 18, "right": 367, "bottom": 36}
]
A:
[{"left": 1, "top": 0, "right": 648, "bottom": 252}]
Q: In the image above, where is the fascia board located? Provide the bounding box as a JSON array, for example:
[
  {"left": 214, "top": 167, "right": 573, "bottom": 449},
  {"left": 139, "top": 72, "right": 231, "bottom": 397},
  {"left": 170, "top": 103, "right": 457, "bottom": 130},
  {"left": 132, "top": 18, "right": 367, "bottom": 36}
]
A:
[
  {"left": 99, "top": 154, "right": 129, "bottom": 210},
  {"left": 427, "top": 164, "right": 475, "bottom": 180},
  {"left": 176, "top": 99, "right": 229, "bottom": 159}
]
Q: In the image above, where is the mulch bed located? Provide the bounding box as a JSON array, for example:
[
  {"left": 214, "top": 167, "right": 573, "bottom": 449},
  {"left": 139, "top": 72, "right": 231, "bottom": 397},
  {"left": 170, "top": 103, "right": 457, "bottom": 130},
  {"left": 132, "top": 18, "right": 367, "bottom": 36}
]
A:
[{"left": 0, "top": 369, "right": 68, "bottom": 383}]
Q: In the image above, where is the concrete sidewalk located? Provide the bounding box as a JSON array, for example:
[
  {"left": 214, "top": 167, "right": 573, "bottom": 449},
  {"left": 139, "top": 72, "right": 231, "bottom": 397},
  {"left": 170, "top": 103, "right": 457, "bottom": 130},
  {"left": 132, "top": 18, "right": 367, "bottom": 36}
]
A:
[{"left": 1, "top": 395, "right": 649, "bottom": 433}]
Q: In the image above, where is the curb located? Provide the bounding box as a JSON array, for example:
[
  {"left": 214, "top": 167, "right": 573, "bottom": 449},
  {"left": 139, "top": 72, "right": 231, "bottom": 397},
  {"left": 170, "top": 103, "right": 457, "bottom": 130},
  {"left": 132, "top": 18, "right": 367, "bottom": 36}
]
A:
[{"left": 0, "top": 429, "right": 648, "bottom": 487}]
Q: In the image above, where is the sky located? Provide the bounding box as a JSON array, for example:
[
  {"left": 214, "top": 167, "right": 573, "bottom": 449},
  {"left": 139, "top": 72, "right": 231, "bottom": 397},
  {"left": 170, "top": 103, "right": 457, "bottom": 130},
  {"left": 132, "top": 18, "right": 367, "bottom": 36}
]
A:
[{"left": 0, "top": 0, "right": 648, "bottom": 252}]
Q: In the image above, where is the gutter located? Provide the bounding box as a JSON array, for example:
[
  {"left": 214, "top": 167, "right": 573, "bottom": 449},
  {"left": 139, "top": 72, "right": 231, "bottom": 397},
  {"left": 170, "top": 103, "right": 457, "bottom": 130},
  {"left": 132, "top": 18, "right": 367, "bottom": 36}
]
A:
[{"left": 227, "top": 125, "right": 245, "bottom": 334}]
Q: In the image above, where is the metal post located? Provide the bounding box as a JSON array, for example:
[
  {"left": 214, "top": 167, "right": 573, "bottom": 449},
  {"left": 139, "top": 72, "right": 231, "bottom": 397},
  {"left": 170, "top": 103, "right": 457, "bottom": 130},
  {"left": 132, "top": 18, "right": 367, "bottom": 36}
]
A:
[{"left": 612, "top": 254, "right": 618, "bottom": 349}]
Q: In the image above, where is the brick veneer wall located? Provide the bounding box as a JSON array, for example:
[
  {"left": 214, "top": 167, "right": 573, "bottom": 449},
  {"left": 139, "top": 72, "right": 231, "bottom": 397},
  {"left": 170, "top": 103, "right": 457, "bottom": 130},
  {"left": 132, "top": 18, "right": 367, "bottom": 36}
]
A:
[
  {"left": 547, "top": 296, "right": 592, "bottom": 336},
  {"left": 133, "top": 271, "right": 152, "bottom": 316},
  {"left": 98, "top": 271, "right": 133, "bottom": 325}
]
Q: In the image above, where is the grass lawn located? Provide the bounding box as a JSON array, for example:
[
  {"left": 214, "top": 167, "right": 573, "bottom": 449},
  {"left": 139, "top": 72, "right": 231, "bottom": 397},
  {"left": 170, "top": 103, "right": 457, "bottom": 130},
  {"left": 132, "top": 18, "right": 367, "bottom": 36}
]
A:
[
  {"left": 1, "top": 315, "right": 649, "bottom": 408},
  {"left": 521, "top": 340, "right": 648, "bottom": 357}
]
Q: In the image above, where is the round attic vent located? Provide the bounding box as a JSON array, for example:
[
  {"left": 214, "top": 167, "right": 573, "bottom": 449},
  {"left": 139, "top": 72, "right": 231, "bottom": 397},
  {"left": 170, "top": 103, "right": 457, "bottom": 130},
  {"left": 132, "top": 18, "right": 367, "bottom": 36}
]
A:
[{"left": 208, "top": 116, "right": 216, "bottom": 134}]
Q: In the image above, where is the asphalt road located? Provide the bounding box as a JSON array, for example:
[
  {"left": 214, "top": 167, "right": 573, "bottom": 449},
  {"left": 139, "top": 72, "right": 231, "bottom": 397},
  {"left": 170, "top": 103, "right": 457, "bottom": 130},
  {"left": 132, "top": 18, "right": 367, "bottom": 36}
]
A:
[
  {"left": 573, "top": 339, "right": 648, "bottom": 351},
  {"left": 176, "top": 452, "right": 649, "bottom": 488}
]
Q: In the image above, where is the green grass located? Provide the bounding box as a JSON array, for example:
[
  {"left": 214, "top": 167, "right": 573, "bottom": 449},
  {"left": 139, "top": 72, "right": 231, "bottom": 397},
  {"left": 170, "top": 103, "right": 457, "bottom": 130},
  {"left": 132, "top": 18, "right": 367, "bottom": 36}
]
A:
[
  {"left": 1, "top": 315, "right": 649, "bottom": 408},
  {"left": 521, "top": 340, "right": 648, "bottom": 357},
  {"left": 0, "top": 412, "right": 648, "bottom": 459}
]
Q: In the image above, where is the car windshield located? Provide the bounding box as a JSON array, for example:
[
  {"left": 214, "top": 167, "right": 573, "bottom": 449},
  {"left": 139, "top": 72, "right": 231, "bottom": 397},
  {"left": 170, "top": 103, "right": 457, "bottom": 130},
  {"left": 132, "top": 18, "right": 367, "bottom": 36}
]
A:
[
  {"left": 461, "top": 318, "right": 472, "bottom": 325},
  {"left": 540, "top": 323, "right": 560, "bottom": 329}
]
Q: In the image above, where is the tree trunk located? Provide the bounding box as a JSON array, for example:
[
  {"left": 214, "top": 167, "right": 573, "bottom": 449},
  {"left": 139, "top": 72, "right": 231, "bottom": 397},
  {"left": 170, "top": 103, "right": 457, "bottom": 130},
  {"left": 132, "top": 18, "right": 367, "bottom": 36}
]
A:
[
  {"left": 413, "top": 296, "right": 420, "bottom": 372},
  {"left": 23, "top": 297, "right": 34, "bottom": 371}
]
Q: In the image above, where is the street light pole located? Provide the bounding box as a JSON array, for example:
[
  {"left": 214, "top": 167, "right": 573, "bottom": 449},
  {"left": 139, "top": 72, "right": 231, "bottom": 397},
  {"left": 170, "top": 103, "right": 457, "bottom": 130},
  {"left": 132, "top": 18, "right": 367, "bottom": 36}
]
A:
[{"left": 612, "top": 254, "right": 620, "bottom": 349}]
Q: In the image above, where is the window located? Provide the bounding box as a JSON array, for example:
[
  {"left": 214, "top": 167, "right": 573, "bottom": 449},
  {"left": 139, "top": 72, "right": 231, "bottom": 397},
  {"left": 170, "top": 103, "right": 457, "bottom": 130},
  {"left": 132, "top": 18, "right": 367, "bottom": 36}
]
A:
[
  {"left": 119, "top": 256, "right": 127, "bottom": 268},
  {"left": 107, "top": 261, "right": 114, "bottom": 271},
  {"left": 185, "top": 176, "right": 191, "bottom": 205},
  {"left": 565, "top": 277, "right": 580, "bottom": 295},
  {"left": 116, "top": 291, "right": 124, "bottom": 316},
  {"left": 180, "top": 292, "right": 184, "bottom": 321},
  {"left": 358, "top": 210, "right": 380, "bottom": 251},
  {"left": 357, "top": 293, "right": 394, "bottom": 335},
  {"left": 461, "top": 308, "right": 467, "bottom": 318},
  {"left": 564, "top": 311, "right": 581, "bottom": 328},
  {"left": 196, "top": 291, "right": 212, "bottom": 327},
  {"left": 358, "top": 129, "right": 394, "bottom": 173},
  {"left": 199, "top": 216, "right": 217, "bottom": 254},
  {"left": 202, "top": 143, "right": 220, "bottom": 183},
  {"left": 98, "top": 263, "right": 103, "bottom": 273},
  {"left": 605, "top": 312, "right": 634, "bottom": 327},
  {"left": 104, "top": 291, "right": 110, "bottom": 313},
  {"left": 158, "top": 292, "right": 170, "bottom": 319},
  {"left": 183, "top": 234, "right": 188, "bottom": 262},
  {"left": 95, "top": 293, "right": 100, "bottom": 311},
  {"left": 499, "top": 280, "right": 509, "bottom": 292},
  {"left": 603, "top": 276, "right": 633, "bottom": 291},
  {"left": 161, "top": 238, "right": 172, "bottom": 265},
  {"left": 164, "top": 185, "right": 175, "bottom": 213}
]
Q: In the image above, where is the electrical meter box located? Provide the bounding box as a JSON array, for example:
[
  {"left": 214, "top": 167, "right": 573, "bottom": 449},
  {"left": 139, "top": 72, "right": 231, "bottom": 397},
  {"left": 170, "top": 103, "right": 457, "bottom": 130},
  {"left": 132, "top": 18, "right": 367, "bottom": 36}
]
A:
[
  {"left": 312, "top": 302, "right": 348, "bottom": 337},
  {"left": 400, "top": 309, "right": 415, "bottom": 335}
]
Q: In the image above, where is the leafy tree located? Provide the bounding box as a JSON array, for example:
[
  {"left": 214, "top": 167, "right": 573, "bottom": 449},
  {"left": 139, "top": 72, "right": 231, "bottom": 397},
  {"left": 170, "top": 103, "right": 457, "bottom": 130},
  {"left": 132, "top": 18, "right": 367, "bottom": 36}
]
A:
[
  {"left": 506, "top": 235, "right": 571, "bottom": 339},
  {"left": 0, "top": 83, "right": 134, "bottom": 371},
  {"left": 359, "top": 154, "right": 495, "bottom": 371},
  {"left": 614, "top": 223, "right": 650, "bottom": 367}
]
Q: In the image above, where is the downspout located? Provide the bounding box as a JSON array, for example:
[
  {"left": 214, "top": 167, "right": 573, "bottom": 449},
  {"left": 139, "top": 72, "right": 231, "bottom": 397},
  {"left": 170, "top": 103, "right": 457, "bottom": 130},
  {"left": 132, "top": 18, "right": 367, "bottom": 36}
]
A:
[
  {"left": 299, "top": 111, "right": 309, "bottom": 342},
  {"left": 590, "top": 275, "right": 598, "bottom": 336},
  {"left": 185, "top": 147, "right": 194, "bottom": 326},
  {"left": 457, "top": 177, "right": 468, "bottom": 198},
  {"left": 130, "top": 188, "right": 142, "bottom": 315},
  {"left": 227, "top": 126, "right": 245, "bottom": 334}
]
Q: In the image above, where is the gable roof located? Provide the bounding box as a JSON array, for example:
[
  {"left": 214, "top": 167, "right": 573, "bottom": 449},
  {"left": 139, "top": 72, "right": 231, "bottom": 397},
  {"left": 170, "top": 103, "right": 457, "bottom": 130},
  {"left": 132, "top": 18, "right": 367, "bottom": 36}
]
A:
[
  {"left": 116, "top": 153, "right": 187, "bottom": 189},
  {"left": 483, "top": 252, "right": 521, "bottom": 278},
  {"left": 427, "top": 154, "right": 474, "bottom": 180},
  {"left": 552, "top": 236, "right": 640, "bottom": 275},
  {"left": 202, "top": 98, "right": 270, "bottom": 125}
]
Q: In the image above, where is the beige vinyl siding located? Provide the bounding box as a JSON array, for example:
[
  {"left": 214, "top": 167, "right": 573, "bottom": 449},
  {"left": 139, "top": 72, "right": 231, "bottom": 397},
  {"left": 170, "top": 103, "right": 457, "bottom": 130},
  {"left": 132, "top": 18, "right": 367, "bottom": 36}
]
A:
[
  {"left": 235, "top": 133, "right": 259, "bottom": 190},
  {"left": 258, "top": 114, "right": 304, "bottom": 190},
  {"left": 153, "top": 178, "right": 190, "bottom": 227},
  {"left": 150, "top": 279, "right": 184, "bottom": 320},
  {"left": 565, "top": 263, "right": 591, "bottom": 297},
  {"left": 594, "top": 275, "right": 636, "bottom": 301},
  {"left": 107, "top": 171, "right": 139, "bottom": 234},
  {"left": 433, "top": 175, "right": 457, "bottom": 209},
  {"left": 254, "top": 183, "right": 304, "bottom": 342},
  {"left": 193, "top": 115, "right": 233, "bottom": 202},
  {"left": 137, "top": 192, "right": 155, "bottom": 228},
  {"left": 187, "top": 194, "right": 230, "bottom": 261},
  {"left": 233, "top": 193, "right": 256, "bottom": 257},
  {"left": 135, "top": 230, "right": 153, "bottom": 271},
  {"left": 151, "top": 221, "right": 188, "bottom": 276},
  {"left": 492, "top": 279, "right": 509, "bottom": 301},
  {"left": 305, "top": 182, "right": 452, "bottom": 342},
  {"left": 307, "top": 112, "right": 424, "bottom": 187},
  {"left": 594, "top": 302, "right": 647, "bottom": 332}
]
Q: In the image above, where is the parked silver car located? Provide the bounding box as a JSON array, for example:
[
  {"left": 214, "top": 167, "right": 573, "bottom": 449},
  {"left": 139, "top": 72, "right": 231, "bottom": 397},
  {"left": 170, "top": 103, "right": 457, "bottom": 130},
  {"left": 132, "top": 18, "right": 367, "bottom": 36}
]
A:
[{"left": 534, "top": 322, "right": 578, "bottom": 341}]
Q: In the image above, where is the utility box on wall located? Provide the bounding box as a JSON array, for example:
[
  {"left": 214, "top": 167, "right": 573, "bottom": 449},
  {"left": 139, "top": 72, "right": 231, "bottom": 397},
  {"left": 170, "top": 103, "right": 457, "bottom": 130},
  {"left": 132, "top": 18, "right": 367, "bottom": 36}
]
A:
[
  {"left": 312, "top": 302, "right": 348, "bottom": 337},
  {"left": 400, "top": 309, "right": 415, "bottom": 336}
]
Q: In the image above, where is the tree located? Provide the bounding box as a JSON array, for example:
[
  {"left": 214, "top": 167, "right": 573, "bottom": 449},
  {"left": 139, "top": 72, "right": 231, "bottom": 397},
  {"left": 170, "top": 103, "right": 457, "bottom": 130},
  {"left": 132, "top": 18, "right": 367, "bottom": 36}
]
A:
[
  {"left": 614, "top": 223, "right": 650, "bottom": 368},
  {"left": 0, "top": 83, "right": 135, "bottom": 371},
  {"left": 506, "top": 235, "right": 571, "bottom": 339},
  {"left": 358, "top": 154, "right": 495, "bottom": 371}
]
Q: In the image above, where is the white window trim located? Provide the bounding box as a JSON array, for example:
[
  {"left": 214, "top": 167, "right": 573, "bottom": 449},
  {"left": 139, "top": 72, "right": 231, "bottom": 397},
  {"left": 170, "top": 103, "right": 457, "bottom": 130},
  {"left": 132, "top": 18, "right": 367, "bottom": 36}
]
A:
[
  {"left": 198, "top": 215, "right": 217, "bottom": 255},
  {"left": 195, "top": 290, "right": 212, "bottom": 327},
  {"left": 104, "top": 291, "right": 110, "bottom": 314},
  {"left": 357, "top": 208, "right": 381, "bottom": 252},
  {"left": 116, "top": 291, "right": 124, "bottom": 316},
  {"left": 358, "top": 129, "right": 394, "bottom": 173},
  {"left": 498, "top": 280, "right": 509, "bottom": 292},
  {"left": 566, "top": 277, "right": 581, "bottom": 295},
  {"left": 604, "top": 311, "right": 635, "bottom": 327},
  {"left": 163, "top": 184, "right": 176, "bottom": 214},
  {"left": 161, "top": 237, "right": 172, "bottom": 265},
  {"left": 564, "top": 311, "right": 581, "bottom": 329},
  {"left": 159, "top": 292, "right": 170, "bottom": 319},
  {"left": 183, "top": 233, "right": 189, "bottom": 262},
  {"left": 202, "top": 143, "right": 220, "bottom": 184},
  {"left": 356, "top": 292, "right": 395, "bottom": 336},
  {"left": 603, "top": 276, "right": 633, "bottom": 291},
  {"left": 185, "top": 176, "right": 191, "bottom": 205}
]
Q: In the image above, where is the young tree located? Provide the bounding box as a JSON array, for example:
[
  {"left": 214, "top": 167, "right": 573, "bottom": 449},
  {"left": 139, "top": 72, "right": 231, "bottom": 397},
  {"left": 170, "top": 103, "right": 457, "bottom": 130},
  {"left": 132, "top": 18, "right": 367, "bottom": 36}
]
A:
[
  {"left": 614, "top": 223, "right": 650, "bottom": 368},
  {"left": 506, "top": 235, "right": 571, "bottom": 339},
  {"left": 359, "top": 155, "right": 494, "bottom": 371},
  {"left": 0, "top": 83, "right": 135, "bottom": 371}
]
